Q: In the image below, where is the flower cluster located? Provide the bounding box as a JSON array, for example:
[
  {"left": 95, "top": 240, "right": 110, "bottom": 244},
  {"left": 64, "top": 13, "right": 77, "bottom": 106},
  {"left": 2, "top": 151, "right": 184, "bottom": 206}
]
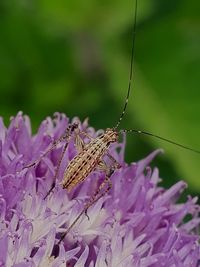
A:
[{"left": 0, "top": 112, "right": 199, "bottom": 267}]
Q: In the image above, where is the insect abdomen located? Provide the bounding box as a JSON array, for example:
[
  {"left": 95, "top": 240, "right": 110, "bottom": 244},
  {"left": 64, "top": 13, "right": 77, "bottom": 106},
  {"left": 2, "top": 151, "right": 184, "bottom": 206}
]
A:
[{"left": 62, "top": 137, "right": 108, "bottom": 191}]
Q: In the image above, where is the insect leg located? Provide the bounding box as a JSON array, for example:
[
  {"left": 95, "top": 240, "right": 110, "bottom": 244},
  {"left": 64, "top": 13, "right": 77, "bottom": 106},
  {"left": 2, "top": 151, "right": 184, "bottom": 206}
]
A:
[
  {"left": 80, "top": 131, "right": 94, "bottom": 141},
  {"left": 44, "top": 141, "right": 69, "bottom": 199},
  {"left": 75, "top": 134, "right": 85, "bottom": 153},
  {"left": 106, "top": 153, "right": 121, "bottom": 169},
  {"left": 57, "top": 163, "right": 115, "bottom": 245},
  {"left": 74, "top": 130, "right": 95, "bottom": 153},
  {"left": 23, "top": 123, "right": 78, "bottom": 170},
  {"left": 82, "top": 157, "right": 120, "bottom": 219}
]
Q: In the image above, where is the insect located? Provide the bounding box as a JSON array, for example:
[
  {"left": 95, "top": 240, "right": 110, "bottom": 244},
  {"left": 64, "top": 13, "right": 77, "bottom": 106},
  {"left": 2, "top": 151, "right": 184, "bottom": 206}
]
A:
[{"left": 23, "top": 0, "right": 200, "bottom": 245}]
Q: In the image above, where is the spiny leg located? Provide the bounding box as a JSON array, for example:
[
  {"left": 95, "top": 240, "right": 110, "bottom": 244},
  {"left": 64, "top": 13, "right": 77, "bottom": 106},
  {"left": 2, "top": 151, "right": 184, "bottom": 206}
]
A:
[
  {"left": 23, "top": 139, "right": 59, "bottom": 169},
  {"left": 58, "top": 177, "right": 112, "bottom": 245},
  {"left": 57, "top": 164, "right": 115, "bottom": 245},
  {"left": 44, "top": 141, "right": 69, "bottom": 200},
  {"left": 83, "top": 157, "right": 121, "bottom": 221},
  {"left": 23, "top": 123, "right": 79, "bottom": 170}
]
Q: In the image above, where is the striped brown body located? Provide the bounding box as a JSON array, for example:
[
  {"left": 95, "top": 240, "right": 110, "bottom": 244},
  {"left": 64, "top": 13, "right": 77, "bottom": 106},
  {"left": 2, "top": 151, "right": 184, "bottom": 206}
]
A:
[{"left": 62, "top": 128, "right": 118, "bottom": 191}]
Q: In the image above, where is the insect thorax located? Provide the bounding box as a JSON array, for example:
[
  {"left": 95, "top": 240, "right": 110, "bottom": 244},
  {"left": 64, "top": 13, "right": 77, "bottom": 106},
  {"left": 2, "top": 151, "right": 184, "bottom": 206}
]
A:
[{"left": 103, "top": 128, "right": 118, "bottom": 144}]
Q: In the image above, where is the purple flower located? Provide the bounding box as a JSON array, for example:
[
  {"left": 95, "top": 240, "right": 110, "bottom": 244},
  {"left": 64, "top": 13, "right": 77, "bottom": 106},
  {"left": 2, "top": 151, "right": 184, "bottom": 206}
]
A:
[{"left": 0, "top": 112, "right": 199, "bottom": 267}]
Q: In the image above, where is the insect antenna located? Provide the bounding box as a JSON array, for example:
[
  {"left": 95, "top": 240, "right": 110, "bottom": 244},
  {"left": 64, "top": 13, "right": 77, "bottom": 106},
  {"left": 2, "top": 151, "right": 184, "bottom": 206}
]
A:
[
  {"left": 114, "top": 0, "right": 138, "bottom": 129},
  {"left": 115, "top": 0, "right": 200, "bottom": 155},
  {"left": 120, "top": 129, "right": 200, "bottom": 154}
]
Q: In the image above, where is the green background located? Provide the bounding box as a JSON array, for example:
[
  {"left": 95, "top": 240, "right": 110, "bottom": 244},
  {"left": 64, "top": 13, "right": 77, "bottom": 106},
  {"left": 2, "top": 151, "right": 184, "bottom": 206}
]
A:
[{"left": 0, "top": 0, "right": 200, "bottom": 196}]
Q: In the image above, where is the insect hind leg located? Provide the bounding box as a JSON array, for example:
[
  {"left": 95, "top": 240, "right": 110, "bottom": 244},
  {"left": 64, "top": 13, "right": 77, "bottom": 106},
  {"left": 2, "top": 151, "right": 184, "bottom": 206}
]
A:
[
  {"left": 43, "top": 141, "right": 69, "bottom": 199},
  {"left": 84, "top": 165, "right": 113, "bottom": 220},
  {"left": 42, "top": 123, "right": 80, "bottom": 199},
  {"left": 57, "top": 163, "right": 116, "bottom": 245},
  {"left": 21, "top": 122, "right": 79, "bottom": 200}
]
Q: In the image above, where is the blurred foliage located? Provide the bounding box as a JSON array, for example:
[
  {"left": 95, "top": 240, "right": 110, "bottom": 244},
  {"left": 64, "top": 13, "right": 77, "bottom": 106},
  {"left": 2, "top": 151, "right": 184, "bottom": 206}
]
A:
[{"left": 0, "top": 0, "right": 200, "bottom": 194}]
